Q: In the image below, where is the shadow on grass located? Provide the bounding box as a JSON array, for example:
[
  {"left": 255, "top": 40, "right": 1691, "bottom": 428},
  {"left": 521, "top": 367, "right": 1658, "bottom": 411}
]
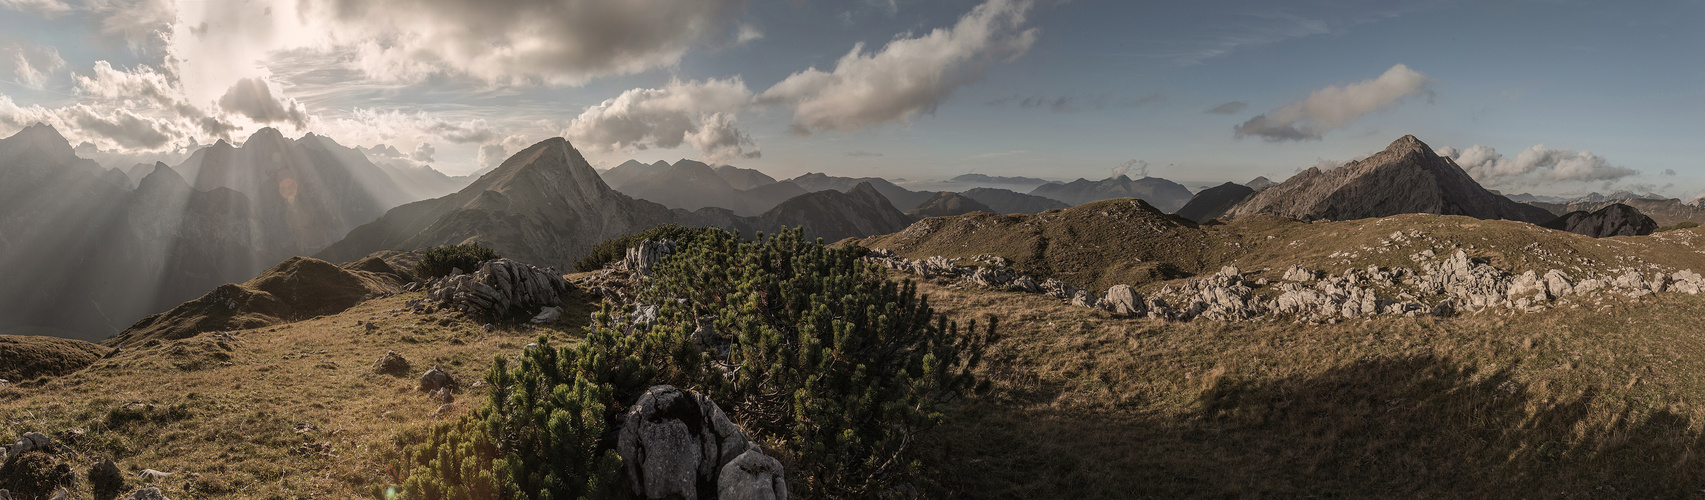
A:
[{"left": 928, "top": 354, "right": 1705, "bottom": 498}]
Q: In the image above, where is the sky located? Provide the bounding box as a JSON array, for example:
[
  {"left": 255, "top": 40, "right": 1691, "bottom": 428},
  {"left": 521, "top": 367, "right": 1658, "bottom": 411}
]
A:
[{"left": 0, "top": 0, "right": 1699, "bottom": 197}]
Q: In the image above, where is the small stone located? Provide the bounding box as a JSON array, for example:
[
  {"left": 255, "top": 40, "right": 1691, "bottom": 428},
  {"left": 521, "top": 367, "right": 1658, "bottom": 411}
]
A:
[
  {"left": 372, "top": 351, "right": 411, "bottom": 376},
  {"left": 419, "top": 366, "right": 456, "bottom": 392},
  {"left": 122, "top": 488, "right": 169, "bottom": 500}
]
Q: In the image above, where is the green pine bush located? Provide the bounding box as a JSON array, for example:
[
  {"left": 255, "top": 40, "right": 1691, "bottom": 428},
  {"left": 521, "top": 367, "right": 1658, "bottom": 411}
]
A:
[
  {"left": 417, "top": 243, "right": 501, "bottom": 279},
  {"left": 571, "top": 224, "right": 719, "bottom": 272},
  {"left": 397, "top": 227, "right": 992, "bottom": 498}
]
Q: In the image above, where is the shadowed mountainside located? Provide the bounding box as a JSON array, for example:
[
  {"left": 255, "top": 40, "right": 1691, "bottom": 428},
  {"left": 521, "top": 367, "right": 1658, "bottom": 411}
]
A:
[
  {"left": 907, "top": 191, "right": 995, "bottom": 218},
  {"left": 961, "top": 187, "right": 1070, "bottom": 214},
  {"left": 1541, "top": 203, "right": 1658, "bottom": 238},
  {"left": 1176, "top": 182, "right": 1256, "bottom": 222}
]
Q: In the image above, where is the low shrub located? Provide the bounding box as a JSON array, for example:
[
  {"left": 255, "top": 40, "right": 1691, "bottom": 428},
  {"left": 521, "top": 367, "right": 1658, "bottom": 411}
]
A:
[
  {"left": 416, "top": 244, "right": 501, "bottom": 279},
  {"left": 572, "top": 224, "right": 720, "bottom": 272},
  {"left": 397, "top": 227, "right": 993, "bottom": 498},
  {"left": 1655, "top": 221, "right": 1699, "bottom": 233}
]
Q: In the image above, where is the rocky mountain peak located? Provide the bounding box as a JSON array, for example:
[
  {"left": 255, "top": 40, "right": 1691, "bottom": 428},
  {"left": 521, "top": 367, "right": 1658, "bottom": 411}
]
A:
[
  {"left": 136, "top": 162, "right": 186, "bottom": 190},
  {"left": 2, "top": 122, "right": 76, "bottom": 160}
]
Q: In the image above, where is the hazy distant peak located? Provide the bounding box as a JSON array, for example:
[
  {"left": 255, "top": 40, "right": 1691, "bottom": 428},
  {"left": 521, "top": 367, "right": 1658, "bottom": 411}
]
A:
[
  {"left": 246, "top": 127, "right": 286, "bottom": 143},
  {"left": 136, "top": 161, "right": 187, "bottom": 190}
]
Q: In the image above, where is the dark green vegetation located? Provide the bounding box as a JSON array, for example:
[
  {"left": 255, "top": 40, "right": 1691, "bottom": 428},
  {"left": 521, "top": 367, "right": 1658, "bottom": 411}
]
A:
[
  {"left": 570, "top": 224, "right": 719, "bottom": 272},
  {"left": 397, "top": 229, "right": 994, "bottom": 498},
  {"left": 415, "top": 243, "right": 502, "bottom": 279},
  {"left": 1657, "top": 221, "right": 1700, "bottom": 232}
]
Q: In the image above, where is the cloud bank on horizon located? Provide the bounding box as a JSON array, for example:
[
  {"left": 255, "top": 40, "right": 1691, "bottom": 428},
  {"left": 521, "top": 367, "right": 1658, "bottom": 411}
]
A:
[{"left": 0, "top": 0, "right": 1694, "bottom": 196}]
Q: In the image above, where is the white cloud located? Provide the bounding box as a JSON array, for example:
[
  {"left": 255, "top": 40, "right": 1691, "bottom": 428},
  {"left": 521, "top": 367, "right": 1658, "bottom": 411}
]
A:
[
  {"left": 1235, "top": 64, "right": 1431, "bottom": 142},
  {"left": 5, "top": 43, "right": 66, "bottom": 89},
  {"left": 297, "top": 0, "right": 750, "bottom": 85},
  {"left": 475, "top": 134, "right": 531, "bottom": 173},
  {"left": 563, "top": 78, "right": 758, "bottom": 162},
  {"left": 756, "top": 0, "right": 1038, "bottom": 134},
  {"left": 1442, "top": 143, "right": 1639, "bottom": 186},
  {"left": 217, "top": 77, "right": 309, "bottom": 128}
]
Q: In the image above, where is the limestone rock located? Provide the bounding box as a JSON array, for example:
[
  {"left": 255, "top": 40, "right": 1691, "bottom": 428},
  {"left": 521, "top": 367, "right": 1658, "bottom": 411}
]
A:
[
  {"left": 1543, "top": 270, "right": 1574, "bottom": 297},
  {"left": 426, "top": 258, "right": 570, "bottom": 320},
  {"left": 1097, "top": 285, "right": 1145, "bottom": 316},
  {"left": 622, "top": 239, "right": 677, "bottom": 278},
  {"left": 718, "top": 446, "right": 788, "bottom": 500},
  {"left": 10, "top": 432, "right": 51, "bottom": 457},
  {"left": 89, "top": 458, "right": 125, "bottom": 496},
  {"left": 529, "top": 306, "right": 563, "bottom": 325},
  {"left": 418, "top": 366, "right": 455, "bottom": 392},
  {"left": 616, "top": 385, "right": 780, "bottom": 500}
]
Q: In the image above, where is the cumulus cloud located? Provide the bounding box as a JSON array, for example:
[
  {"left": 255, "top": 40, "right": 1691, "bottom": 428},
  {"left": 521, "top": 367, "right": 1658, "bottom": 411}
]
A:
[
  {"left": 63, "top": 104, "right": 176, "bottom": 149},
  {"left": 1441, "top": 143, "right": 1639, "bottom": 186},
  {"left": 73, "top": 61, "right": 237, "bottom": 138},
  {"left": 475, "top": 134, "right": 531, "bottom": 174},
  {"left": 4, "top": 43, "right": 66, "bottom": 89},
  {"left": 1205, "top": 101, "right": 1247, "bottom": 114},
  {"left": 563, "top": 78, "right": 758, "bottom": 162},
  {"left": 412, "top": 142, "right": 435, "bottom": 163},
  {"left": 756, "top": 0, "right": 1038, "bottom": 134},
  {"left": 217, "top": 78, "right": 310, "bottom": 128},
  {"left": 1234, "top": 64, "right": 1431, "bottom": 142},
  {"left": 298, "top": 0, "right": 749, "bottom": 85}
]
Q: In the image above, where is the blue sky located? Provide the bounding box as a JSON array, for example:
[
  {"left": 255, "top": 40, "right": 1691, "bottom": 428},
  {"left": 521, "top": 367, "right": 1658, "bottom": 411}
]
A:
[{"left": 0, "top": 0, "right": 1699, "bottom": 197}]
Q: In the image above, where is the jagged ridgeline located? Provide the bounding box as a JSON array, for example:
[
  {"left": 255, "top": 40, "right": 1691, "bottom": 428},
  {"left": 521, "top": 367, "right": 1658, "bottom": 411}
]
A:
[{"left": 396, "top": 228, "right": 994, "bottom": 498}]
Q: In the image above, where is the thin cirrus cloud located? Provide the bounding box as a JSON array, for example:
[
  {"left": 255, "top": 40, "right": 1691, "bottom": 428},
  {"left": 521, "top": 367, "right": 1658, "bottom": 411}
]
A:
[
  {"left": 1205, "top": 101, "right": 1247, "bottom": 114},
  {"left": 756, "top": 0, "right": 1039, "bottom": 134},
  {"left": 1437, "top": 144, "right": 1639, "bottom": 186},
  {"left": 1234, "top": 64, "right": 1431, "bottom": 142}
]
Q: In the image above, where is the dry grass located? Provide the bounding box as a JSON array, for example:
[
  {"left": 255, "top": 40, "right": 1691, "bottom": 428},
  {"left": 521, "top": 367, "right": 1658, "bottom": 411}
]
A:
[
  {"left": 914, "top": 280, "right": 1705, "bottom": 497},
  {"left": 0, "top": 289, "right": 601, "bottom": 499}
]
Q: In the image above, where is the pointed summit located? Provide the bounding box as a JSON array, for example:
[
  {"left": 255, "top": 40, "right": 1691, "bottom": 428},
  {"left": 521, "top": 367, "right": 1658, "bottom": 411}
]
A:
[{"left": 1226, "top": 135, "right": 1555, "bottom": 223}]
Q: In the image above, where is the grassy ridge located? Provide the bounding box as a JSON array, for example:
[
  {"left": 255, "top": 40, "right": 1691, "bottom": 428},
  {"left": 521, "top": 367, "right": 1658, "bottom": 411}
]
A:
[{"left": 917, "top": 281, "right": 1705, "bottom": 497}]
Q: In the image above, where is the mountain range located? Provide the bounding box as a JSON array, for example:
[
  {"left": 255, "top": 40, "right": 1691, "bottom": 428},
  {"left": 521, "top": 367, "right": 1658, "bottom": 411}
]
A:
[
  {"left": 0, "top": 125, "right": 439, "bottom": 339},
  {"left": 1226, "top": 135, "right": 1556, "bottom": 223},
  {"left": 1029, "top": 175, "right": 1195, "bottom": 212}
]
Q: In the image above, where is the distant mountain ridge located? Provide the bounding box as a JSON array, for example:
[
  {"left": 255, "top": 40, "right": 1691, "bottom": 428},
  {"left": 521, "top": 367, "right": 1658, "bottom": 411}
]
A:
[
  {"left": 0, "top": 124, "right": 441, "bottom": 340},
  {"left": 1227, "top": 135, "right": 1554, "bottom": 223},
  {"left": 907, "top": 192, "right": 995, "bottom": 218},
  {"left": 960, "top": 188, "right": 1069, "bottom": 214},
  {"left": 1028, "top": 175, "right": 1195, "bottom": 212},
  {"left": 1177, "top": 182, "right": 1256, "bottom": 223}
]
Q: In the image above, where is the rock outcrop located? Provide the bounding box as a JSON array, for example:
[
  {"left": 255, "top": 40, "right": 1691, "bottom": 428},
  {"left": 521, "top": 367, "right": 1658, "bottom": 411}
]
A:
[
  {"left": 1227, "top": 135, "right": 1555, "bottom": 223},
  {"left": 616, "top": 385, "right": 785, "bottom": 500},
  {"left": 622, "top": 239, "right": 677, "bottom": 278},
  {"left": 1541, "top": 203, "right": 1658, "bottom": 237},
  {"left": 425, "top": 258, "right": 570, "bottom": 319},
  {"left": 867, "top": 243, "right": 1705, "bottom": 324}
]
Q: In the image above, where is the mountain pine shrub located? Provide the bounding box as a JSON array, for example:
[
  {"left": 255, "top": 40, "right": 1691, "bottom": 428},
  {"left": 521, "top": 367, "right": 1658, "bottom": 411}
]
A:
[
  {"left": 571, "top": 224, "right": 720, "bottom": 272},
  {"left": 416, "top": 243, "right": 501, "bottom": 279},
  {"left": 397, "top": 227, "right": 992, "bottom": 497}
]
